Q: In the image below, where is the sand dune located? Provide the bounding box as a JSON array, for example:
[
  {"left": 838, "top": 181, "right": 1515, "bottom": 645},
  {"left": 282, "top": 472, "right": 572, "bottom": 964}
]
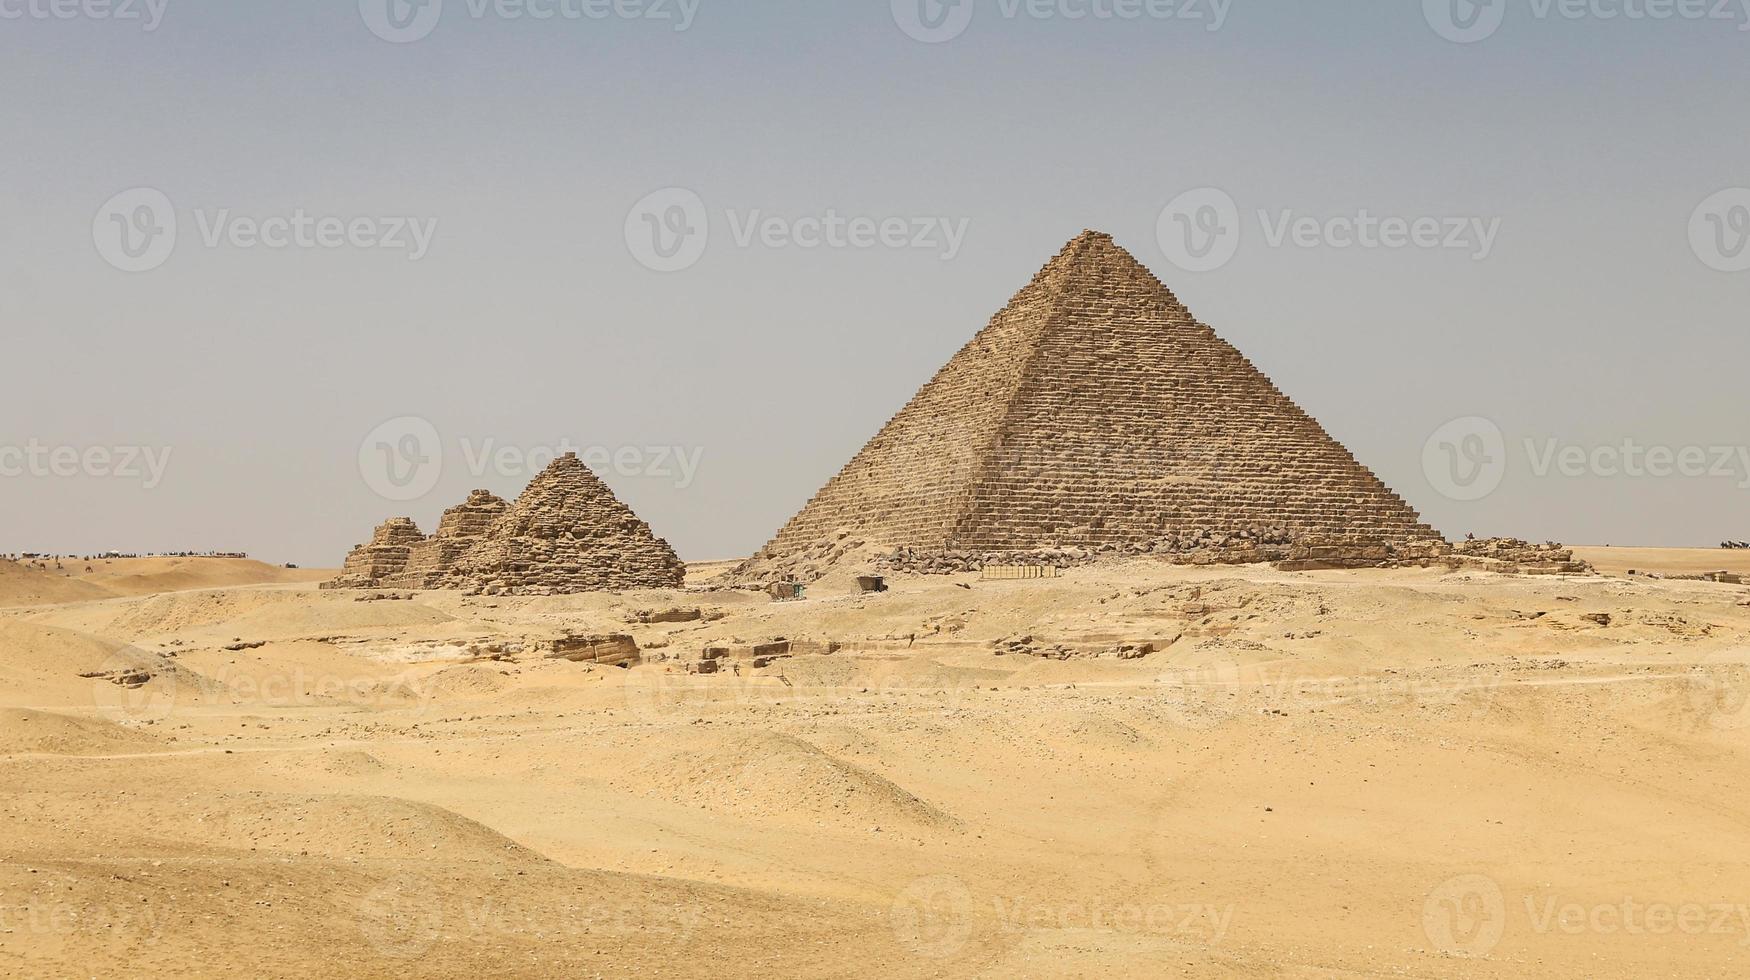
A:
[
  {"left": 2, "top": 553, "right": 1749, "bottom": 977},
  {"left": 0, "top": 557, "right": 330, "bottom": 609}
]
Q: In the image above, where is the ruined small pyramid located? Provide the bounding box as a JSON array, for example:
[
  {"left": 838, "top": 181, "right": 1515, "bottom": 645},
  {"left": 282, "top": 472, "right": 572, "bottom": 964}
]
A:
[
  {"left": 747, "top": 231, "right": 1439, "bottom": 567},
  {"left": 447, "top": 453, "right": 686, "bottom": 594},
  {"left": 327, "top": 517, "right": 426, "bottom": 590},
  {"left": 400, "top": 489, "right": 510, "bottom": 588}
]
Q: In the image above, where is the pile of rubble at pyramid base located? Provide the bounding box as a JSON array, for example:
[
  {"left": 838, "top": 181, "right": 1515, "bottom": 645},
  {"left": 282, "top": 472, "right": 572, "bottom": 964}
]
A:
[
  {"left": 730, "top": 531, "right": 1594, "bottom": 585},
  {"left": 725, "top": 533, "right": 893, "bottom": 590},
  {"left": 1449, "top": 538, "right": 1594, "bottom": 575},
  {"left": 878, "top": 531, "right": 1455, "bottom": 576}
]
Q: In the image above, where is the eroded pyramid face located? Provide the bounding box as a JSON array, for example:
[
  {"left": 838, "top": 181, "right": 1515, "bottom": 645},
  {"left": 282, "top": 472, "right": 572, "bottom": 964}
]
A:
[
  {"left": 753, "top": 231, "right": 1437, "bottom": 560},
  {"left": 446, "top": 453, "right": 685, "bottom": 594}
]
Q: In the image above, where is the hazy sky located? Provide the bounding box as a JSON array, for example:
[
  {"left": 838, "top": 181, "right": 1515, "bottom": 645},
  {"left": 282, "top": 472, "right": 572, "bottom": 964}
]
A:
[{"left": 3, "top": 0, "right": 1747, "bottom": 565}]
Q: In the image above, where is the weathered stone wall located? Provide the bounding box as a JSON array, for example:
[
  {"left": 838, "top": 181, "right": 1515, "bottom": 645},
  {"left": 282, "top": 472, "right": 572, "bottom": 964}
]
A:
[
  {"left": 744, "top": 231, "right": 1440, "bottom": 575},
  {"left": 399, "top": 490, "right": 508, "bottom": 588}
]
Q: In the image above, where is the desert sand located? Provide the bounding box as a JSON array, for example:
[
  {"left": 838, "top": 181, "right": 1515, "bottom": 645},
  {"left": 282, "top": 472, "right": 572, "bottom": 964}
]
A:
[{"left": 3, "top": 553, "right": 1749, "bottom": 978}]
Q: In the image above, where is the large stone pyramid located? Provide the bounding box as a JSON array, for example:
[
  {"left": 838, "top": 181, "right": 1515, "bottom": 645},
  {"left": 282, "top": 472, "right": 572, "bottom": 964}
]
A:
[
  {"left": 748, "top": 230, "right": 1439, "bottom": 567},
  {"left": 447, "top": 453, "right": 686, "bottom": 594}
]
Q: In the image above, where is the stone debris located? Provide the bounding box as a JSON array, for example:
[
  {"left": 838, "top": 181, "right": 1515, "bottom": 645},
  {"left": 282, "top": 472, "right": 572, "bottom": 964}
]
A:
[
  {"left": 327, "top": 454, "right": 685, "bottom": 595},
  {"left": 79, "top": 667, "right": 152, "bottom": 688},
  {"left": 873, "top": 533, "right": 1451, "bottom": 576},
  {"left": 996, "top": 636, "right": 1163, "bottom": 660},
  {"left": 545, "top": 634, "right": 640, "bottom": 667},
  {"left": 628, "top": 608, "right": 708, "bottom": 624},
  {"left": 1450, "top": 538, "right": 1594, "bottom": 576},
  {"left": 736, "top": 231, "right": 1442, "bottom": 584}
]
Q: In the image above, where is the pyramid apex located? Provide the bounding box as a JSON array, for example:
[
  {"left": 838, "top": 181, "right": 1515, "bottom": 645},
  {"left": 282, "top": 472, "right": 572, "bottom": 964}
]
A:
[
  {"left": 1057, "top": 228, "right": 1132, "bottom": 257},
  {"left": 1038, "top": 229, "right": 1151, "bottom": 282}
]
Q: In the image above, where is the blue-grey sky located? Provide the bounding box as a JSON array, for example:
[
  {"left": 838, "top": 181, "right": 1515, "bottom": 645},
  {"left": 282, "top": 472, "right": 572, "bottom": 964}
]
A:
[{"left": 3, "top": 0, "right": 1747, "bottom": 564}]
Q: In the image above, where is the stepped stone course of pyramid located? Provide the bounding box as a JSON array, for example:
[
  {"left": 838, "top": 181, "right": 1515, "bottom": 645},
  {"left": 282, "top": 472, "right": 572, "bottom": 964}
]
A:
[
  {"left": 741, "top": 230, "right": 1443, "bottom": 578},
  {"left": 327, "top": 455, "right": 685, "bottom": 595},
  {"left": 327, "top": 517, "right": 426, "bottom": 590},
  {"left": 398, "top": 489, "right": 511, "bottom": 588}
]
